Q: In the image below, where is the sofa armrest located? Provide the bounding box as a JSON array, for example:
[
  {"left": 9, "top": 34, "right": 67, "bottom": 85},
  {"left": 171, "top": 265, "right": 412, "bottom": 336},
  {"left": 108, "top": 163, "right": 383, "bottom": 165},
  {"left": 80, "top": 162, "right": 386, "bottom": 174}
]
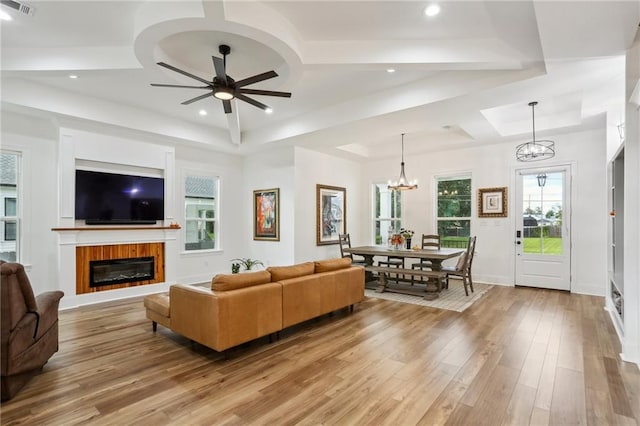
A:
[
  {"left": 169, "top": 285, "right": 221, "bottom": 350},
  {"left": 170, "top": 283, "right": 283, "bottom": 352}
]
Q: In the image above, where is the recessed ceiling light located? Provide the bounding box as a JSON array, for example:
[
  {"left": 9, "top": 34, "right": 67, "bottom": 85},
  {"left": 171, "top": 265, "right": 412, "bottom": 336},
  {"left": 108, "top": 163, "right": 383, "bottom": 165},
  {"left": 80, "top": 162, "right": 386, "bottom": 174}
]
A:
[
  {"left": 265, "top": 108, "right": 273, "bottom": 114},
  {"left": 387, "top": 68, "right": 396, "bottom": 73},
  {"left": 68, "top": 74, "right": 78, "bottom": 79},
  {"left": 424, "top": 4, "right": 441, "bottom": 17},
  {"left": 199, "top": 109, "right": 207, "bottom": 116},
  {"left": 0, "top": 10, "right": 12, "bottom": 21}
]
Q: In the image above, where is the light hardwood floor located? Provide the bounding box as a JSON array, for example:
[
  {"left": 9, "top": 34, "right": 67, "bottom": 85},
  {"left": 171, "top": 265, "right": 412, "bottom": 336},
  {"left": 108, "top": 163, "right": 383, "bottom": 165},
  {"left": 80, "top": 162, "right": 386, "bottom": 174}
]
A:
[{"left": 1, "top": 285, "right": 638, "bottom": 425}]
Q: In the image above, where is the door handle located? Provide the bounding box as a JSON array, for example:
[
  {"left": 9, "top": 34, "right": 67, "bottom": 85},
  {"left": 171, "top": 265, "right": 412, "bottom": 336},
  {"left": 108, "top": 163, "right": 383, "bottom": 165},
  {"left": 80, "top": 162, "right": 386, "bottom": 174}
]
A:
[{"left": 516, "top": 241, "right": 521, "bottom": 245}]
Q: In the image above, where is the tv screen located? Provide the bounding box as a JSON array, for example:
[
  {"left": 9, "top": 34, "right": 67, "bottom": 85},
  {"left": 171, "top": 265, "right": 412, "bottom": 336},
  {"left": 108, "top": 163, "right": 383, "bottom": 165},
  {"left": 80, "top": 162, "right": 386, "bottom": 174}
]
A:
[{"left": 75, "top": 170, "right": 165, "bottom": 224}]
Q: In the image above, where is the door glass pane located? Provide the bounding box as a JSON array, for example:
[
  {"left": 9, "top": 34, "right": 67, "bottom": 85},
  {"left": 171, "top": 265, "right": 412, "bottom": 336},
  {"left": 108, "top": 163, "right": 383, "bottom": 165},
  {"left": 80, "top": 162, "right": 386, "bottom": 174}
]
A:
[{"left": 522, "top": 172, "right": 563, "bottom": 255}]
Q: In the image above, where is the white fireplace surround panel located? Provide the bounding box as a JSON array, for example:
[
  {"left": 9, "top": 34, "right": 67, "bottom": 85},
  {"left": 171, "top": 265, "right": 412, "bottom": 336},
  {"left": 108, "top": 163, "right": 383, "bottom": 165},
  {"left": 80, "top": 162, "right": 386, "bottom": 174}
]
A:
[{"left": 57, "top": 228, "right": 179, "bottom": 309}]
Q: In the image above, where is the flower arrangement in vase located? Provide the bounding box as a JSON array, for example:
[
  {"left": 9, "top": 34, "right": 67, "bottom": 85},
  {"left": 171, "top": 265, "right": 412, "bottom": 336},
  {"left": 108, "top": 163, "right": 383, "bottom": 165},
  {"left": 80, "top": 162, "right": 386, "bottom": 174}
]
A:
[
  {"left": 389, "top": 234, "right": 404, "bottom": 249},
  {"left": 400, "top": 228, "right": 415, "bottom": 249}
]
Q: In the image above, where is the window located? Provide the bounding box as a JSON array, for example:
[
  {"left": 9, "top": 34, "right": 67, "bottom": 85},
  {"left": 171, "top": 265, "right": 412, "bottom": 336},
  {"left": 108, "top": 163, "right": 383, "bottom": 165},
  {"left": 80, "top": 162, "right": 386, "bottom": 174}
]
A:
[
  {"left": 436, "top": 176, "right": 471, "bottom": 248},
  {"left": 184, "top": 175, "right": 218, "bottom": 251},
  {"left": 373, "top": 183, "right": 402, "bottom": 245},
  {"left": 1, "top": 152, "right": 20, "bottom": 261},
  {"left": 4, "top": 198, "right": 16, "bottom": 241}
]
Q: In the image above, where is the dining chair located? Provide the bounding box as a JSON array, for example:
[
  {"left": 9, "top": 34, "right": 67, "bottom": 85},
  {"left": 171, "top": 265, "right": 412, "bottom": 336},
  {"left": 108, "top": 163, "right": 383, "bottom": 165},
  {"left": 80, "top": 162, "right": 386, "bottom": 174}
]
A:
[
  {"left": 410, "top": 234, "right": 441, "bottom": 285},
  {"left": 442, "top": 236, "right": 476, "bottom": 296},
  {"left": 338, "top": 233, "right": 367, "bottom": 266}
]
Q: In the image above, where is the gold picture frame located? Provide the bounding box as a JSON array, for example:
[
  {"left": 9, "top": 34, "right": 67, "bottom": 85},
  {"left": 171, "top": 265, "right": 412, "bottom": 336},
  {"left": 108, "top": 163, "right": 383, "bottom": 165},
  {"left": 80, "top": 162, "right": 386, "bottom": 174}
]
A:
[
  {"left": 253, "top": 188, "right": 279, "bottom": 241},
  {"left": 316, "top": 184, "right": 346, "bottom": 245},
  {"left": 478, "top": 187, "right": 508, "bottom": 218}
]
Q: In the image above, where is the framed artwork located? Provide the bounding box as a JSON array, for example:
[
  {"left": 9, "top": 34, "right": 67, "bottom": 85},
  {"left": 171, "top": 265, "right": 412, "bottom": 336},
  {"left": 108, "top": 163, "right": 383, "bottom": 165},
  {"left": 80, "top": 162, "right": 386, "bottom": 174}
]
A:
[
  {"left": 316, "top": 184, "right": 346, "bottom": 245},
  {"left": 478, "top": 187, "right": 508, "bottom": 218},
  {"left": 253, "top": 188, "right": 279, "bottom": 241}
]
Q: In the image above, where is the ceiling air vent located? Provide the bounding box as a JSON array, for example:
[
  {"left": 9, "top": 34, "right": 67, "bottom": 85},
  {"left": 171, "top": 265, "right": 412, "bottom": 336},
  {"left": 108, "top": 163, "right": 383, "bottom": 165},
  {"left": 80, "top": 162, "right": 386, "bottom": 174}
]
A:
[{"left": 1, "top": 0, "right": 35, "bottom": 16}]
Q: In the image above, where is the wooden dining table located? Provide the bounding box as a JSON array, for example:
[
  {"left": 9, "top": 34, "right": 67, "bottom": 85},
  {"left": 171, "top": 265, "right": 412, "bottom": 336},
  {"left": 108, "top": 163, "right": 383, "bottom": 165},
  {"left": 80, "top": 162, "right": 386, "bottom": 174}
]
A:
[{"left": 343, "top": 245, "right": 464, "bottom": 299}]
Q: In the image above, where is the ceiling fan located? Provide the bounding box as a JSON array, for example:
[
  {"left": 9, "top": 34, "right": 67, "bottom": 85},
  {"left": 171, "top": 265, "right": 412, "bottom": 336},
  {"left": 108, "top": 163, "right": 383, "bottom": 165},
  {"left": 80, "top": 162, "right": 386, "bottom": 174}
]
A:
[{"left": 150, "top": 44, "right": 291, "bottom": 114}]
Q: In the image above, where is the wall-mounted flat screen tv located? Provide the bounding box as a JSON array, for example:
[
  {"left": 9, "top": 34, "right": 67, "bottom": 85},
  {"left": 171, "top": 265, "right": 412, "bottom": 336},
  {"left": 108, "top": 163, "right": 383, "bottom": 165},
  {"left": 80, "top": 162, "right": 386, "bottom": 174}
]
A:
[{"left": 75, "top": 169, "right": 165, "bottom": 225}]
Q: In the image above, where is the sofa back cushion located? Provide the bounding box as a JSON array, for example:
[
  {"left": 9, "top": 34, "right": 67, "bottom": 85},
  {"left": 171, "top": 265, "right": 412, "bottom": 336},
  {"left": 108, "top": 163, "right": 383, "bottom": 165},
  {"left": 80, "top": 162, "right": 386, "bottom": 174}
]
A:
[
  {"left": 267, "top": 262, "right": 315, "bottom": 282},
  {"left": 314, "top": 258, "right": 352, "bottom": 273},
  {"left": 211, "top": 270, "right": 272, "bottom": 292}
]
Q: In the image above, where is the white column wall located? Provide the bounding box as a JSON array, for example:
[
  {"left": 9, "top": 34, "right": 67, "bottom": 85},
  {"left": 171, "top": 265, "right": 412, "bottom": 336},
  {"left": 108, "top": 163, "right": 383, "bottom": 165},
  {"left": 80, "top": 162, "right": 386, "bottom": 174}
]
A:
[{"left": 622, "top": 33, "right": 640, "bottom": 365}]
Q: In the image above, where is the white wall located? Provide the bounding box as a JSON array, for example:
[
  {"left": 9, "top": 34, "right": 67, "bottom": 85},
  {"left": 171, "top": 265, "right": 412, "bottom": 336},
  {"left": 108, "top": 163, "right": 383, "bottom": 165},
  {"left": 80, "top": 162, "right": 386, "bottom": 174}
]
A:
[
  {"left": 293, "top": 147, "right": 365, "bottom": 263},
  {"left": 243, "top": 147, "right": 296, "bottom": 268},
  {"left": 174, "top": 144, "right": 246, "bottom": 284},
  {"left": 362, "top": 126, "right": 607, "bottom": 295},
  {"left": 1, "top": 111, "right": 59, "bottom": 295}
]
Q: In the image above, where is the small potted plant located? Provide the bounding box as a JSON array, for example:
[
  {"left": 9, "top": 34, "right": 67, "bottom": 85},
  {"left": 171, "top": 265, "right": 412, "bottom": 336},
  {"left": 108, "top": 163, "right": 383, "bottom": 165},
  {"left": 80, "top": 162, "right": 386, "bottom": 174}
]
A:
[{"left": 231, "top": 258, "right": 264, "bottom": 273}]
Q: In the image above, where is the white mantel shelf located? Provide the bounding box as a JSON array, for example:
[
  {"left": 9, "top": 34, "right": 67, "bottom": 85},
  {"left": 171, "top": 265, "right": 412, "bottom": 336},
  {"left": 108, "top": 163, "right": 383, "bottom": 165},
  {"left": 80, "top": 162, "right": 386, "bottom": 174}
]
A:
[{"left": 52, "top": 226, "right": 181, "bottom": 231}]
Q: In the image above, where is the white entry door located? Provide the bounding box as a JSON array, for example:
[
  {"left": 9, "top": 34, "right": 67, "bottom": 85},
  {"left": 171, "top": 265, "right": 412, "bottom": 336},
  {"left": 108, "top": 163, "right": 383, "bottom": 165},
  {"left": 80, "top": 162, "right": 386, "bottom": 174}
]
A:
[{"left": 514, "top": 166, "right": 571, "bottom": 290}]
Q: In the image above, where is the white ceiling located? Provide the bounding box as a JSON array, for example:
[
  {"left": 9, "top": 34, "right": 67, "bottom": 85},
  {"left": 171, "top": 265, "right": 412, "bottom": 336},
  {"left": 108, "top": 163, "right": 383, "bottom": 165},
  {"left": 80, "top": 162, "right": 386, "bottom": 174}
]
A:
[{"left": 1, "top": 0, "right": 638, "bottom": 159}]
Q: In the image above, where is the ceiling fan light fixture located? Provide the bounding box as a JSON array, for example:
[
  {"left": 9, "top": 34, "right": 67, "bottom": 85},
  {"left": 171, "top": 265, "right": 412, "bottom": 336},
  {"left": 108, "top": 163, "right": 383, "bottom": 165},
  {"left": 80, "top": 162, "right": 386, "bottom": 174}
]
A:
[
  {"left": 516, "top": 101, "right": 555, "bottom": 162},
  {"left": 388, "top": 133, "right": 418, "bottom": 191},
  {"left": 214, "top": 88, "right": 234, "bottom": 100},
  {"left": 425, "top": 4, "right": 441, "bottom": 17}
]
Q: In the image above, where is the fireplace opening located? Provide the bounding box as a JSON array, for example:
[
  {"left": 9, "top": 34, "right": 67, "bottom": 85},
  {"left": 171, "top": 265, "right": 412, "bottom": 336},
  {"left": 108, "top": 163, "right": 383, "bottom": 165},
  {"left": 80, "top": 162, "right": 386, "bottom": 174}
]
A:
[{"left": 89, "top": 256, "right": 155, "bottom": 287}]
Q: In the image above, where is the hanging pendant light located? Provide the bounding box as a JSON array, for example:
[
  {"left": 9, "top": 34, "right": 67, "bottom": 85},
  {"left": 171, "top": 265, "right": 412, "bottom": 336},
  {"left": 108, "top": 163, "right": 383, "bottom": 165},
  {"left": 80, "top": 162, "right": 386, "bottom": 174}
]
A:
[
  {"left": 388, "top": 133, "right": 418, "bottom": 191},
  {"left": 536, "top": 173, "right": 547, "bottom": 187},
  {"left": 515, "top": 101, "right": 555, "bottom": 162}
]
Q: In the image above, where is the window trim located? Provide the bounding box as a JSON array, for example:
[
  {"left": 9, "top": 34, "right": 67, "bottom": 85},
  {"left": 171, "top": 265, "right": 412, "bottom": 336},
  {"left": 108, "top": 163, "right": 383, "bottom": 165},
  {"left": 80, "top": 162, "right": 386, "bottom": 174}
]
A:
[
  {"left": 183, "top": 172, "right": 220, "bottom": 253},
  {"left": 434, "top": 173, "right": 472, "bottom": 248},
  {"left": 0, "top": 151, "right": 21, "bottom": 262},
  {"left": 372, "top": 181, "right": 403, "bottom": 245}
]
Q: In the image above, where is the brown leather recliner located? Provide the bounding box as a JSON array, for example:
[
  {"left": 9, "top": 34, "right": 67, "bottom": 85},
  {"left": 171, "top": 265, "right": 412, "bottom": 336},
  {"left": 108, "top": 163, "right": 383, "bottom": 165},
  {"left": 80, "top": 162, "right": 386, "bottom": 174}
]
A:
[{"left": 1, "top": 261, "right": 64, "bottom": 401}]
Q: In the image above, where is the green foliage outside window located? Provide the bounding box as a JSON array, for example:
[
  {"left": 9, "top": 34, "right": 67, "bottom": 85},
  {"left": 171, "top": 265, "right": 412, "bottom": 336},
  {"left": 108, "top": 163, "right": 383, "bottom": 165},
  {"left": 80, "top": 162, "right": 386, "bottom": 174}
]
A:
[{"left": 437, "top": 177, "right": 471, "bottom": 248}]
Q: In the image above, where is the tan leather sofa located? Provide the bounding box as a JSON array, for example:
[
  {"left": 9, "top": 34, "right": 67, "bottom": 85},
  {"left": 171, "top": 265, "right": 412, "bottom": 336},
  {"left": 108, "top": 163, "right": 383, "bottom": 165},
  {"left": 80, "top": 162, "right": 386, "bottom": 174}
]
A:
[{"left": 144, "top": 258, "right": 364, "bottom": 352}]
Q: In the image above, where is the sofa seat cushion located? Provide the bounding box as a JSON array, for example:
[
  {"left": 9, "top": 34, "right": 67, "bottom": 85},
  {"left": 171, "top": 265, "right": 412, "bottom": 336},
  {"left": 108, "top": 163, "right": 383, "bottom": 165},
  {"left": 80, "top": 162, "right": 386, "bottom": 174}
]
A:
[
  {"left": 267, "top": 262, "right": 315, "bottom": 282},
  {"left": 211, "top": 270, "right": 271, "bottom": 292},
  {"left": 144, "top": 293, "right": 170, "bottom": 317},
  {"left": 314, "top": 258, "right": 352, "bottom": 273}
]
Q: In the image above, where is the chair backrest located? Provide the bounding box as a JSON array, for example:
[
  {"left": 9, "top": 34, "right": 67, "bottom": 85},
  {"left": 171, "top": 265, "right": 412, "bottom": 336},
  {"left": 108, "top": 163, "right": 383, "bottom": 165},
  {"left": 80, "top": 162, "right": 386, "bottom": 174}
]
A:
[
  {"left": 466, "top": 236, "right": 477, "bottom": 270},
  {"left": 338, "top": 233, "right": 353, "bottom": 259},
  {"left": 421, "top": 234, "right": 441, "bottom": 249},
  {"left": 462, "top": 236, "right": 476, "bottom": 272}
]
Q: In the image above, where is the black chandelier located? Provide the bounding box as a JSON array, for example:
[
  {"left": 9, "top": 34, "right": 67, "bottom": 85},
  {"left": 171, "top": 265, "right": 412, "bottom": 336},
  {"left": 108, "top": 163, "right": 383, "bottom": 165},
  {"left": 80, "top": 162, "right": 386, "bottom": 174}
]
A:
[{"left": 515, "top": 101, "right": 555, "bottom": 162}]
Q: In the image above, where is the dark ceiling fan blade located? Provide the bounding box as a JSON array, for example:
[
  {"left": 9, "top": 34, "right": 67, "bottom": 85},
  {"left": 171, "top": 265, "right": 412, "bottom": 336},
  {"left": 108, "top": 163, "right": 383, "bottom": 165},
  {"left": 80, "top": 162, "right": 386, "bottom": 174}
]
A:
[
  {"left": 235, "top": 71, "right": 278, "bottom": 88},
  {"left": 157, "top": 62, "right": 212, "bottom": 86},
  {"left": 181, "top": 92, "right": 213, "bottom": 105},
  {"left": 212, "top": 56, "right": 228, "bottom": 85},
  {"left": 238, "top": 88, "right": 292, "bottom": 98},
  {"left": 236, "top": 94, "right": 270, "bottom": 111},
  {"left": 223, "top": 100, "right": 232, "bottom": 114},
  {"left": 151, "top": 83, "right": 210, "bottom": 89}
]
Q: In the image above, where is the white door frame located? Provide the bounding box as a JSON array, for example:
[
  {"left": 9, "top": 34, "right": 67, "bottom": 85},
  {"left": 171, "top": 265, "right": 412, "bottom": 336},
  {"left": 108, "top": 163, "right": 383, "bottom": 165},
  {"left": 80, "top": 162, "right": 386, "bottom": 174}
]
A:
[{"left": 514, "top": 164, "right": 572, "bottom": 290}]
